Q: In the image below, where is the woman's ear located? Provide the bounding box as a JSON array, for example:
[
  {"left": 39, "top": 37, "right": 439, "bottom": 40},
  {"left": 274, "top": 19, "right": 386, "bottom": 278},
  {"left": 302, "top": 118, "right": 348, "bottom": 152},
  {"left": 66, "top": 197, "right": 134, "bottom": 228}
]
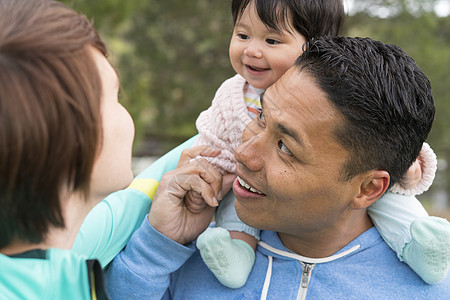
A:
[{"left": 350, "top": 170, "right": 390, "bottom": 209}]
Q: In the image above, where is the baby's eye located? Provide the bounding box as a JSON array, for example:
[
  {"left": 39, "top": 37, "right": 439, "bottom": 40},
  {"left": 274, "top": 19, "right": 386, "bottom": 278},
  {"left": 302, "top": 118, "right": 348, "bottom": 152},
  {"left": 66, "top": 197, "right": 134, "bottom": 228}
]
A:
[
  {"left": 258, "top": 109, "right": 265, "bottom": 123},
  {"left": 238, "top": 33, "right": 250, "bottom": 40},
  {"left": 256, "top": 109, "right": 266, "bottom": 128},
  {"left": 266, "top": 38, "right": 280, "bottom": 45},
  {"left": 278, "top": 140, "right": 293, "bottom": 156}
]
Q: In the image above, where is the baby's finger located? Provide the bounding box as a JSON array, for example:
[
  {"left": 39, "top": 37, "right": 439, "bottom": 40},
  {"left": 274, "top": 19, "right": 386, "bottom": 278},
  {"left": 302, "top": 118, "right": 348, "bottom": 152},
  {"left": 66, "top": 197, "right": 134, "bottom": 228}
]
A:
[
  {"left": 218, "top": 173, "right": 237, "bottom": 200},
  {"left": 173, "top": 173, "right": 218, "bottom": 208},
  {"left": 178, "top": 146, "right": 221, "bottom": 167},
  {"left": 189, "top": 157, "right": 223, "bottom": 200}
]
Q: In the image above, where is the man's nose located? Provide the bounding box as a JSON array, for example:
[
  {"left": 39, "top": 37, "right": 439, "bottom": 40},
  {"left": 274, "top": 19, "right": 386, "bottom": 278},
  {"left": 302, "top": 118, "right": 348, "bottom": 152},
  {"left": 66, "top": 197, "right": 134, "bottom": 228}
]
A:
[
  {"left": 235, "top": 119, "right": 264, "bottom": 171},
  {"left": 243, "top": 40, "right": 263, "bottom": 59}
]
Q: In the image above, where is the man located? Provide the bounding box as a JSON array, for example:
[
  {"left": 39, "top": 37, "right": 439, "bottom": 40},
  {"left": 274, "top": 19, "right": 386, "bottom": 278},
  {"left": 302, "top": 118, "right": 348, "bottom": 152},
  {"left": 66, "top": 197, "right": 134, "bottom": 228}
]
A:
[{"left": 105, "top": 37, "right": 449, "bottom": 299}]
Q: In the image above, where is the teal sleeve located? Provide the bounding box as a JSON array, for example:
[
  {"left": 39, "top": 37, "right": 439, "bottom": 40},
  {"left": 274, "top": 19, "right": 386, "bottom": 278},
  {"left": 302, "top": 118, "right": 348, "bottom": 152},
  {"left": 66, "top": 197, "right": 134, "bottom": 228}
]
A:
[
  {"left": 368, "top": 192, "right": 428, "bottom": 259},
  {"left": 72, "top": 135, "right": 198, "bottom": 267},
  {"left": 134, "top": 135, "right": 198, "bottom": 181}
]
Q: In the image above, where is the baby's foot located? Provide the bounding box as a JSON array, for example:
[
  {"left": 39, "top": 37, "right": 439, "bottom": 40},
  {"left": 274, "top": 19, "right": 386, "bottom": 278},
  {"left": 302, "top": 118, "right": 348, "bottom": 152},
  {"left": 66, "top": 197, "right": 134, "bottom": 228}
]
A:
[
  {"left": 402, "top": 216, "right": 450, "bottom": 284},
  {"left": 196, "top": 227, "right": 255, "bottom": 288}
]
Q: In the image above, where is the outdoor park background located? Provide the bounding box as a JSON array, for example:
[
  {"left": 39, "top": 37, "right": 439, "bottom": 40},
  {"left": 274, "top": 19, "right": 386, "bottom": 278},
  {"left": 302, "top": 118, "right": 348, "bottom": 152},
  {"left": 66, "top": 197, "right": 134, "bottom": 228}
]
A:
[{"left": 61, "top": 0, "right": 450, "bottom": 218}]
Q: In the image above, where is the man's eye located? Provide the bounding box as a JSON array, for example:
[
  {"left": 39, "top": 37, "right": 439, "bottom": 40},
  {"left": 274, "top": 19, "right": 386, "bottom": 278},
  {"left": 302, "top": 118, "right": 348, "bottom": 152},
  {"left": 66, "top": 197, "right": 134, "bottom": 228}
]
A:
[
  {"left": 266, "top": 38, "right": 280, "bottom": 45},
  {"left": 278, "top": 140, "right": 293, "bottom": 156},
  {"left": 238, "top": 33, "right": 249, "bottom": 40}
]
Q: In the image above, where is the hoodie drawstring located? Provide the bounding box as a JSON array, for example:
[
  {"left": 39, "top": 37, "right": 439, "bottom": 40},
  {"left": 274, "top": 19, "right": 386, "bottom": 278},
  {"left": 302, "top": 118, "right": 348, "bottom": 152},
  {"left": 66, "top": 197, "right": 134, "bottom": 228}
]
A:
[{"left": 260, "top": 255, "right": 273, "bottom": 300}]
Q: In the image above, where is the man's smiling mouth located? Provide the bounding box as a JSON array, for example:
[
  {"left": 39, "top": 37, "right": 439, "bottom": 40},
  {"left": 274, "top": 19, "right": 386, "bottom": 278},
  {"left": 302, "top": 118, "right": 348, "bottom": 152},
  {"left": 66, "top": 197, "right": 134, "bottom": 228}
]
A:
[{"left": 237, "top": 176, "right": 264, "bottom": 195}]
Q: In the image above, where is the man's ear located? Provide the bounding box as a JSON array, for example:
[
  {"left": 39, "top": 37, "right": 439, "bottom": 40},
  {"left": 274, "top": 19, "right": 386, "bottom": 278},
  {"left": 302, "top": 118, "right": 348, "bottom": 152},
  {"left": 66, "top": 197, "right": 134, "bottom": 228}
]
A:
[{"left": 350, "top": 170, "right": 390, "bottom": 209}]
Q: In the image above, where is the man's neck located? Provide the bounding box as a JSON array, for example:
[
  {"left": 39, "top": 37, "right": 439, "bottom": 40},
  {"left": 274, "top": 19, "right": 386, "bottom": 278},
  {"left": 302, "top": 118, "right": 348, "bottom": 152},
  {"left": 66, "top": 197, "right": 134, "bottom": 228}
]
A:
[{"left": 278, "top": 214, "right": 373, "bottom": 258}]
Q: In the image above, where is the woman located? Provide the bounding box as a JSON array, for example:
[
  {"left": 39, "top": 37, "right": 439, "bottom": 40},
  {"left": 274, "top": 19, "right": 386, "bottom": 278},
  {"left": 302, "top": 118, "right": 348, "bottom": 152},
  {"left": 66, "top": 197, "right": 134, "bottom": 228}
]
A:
[
  {"left": 0, "top": 0, "right": 224, "bottom": 298},
  {"left": 0, "top": 0, "right": 133, "bottom": 298}
]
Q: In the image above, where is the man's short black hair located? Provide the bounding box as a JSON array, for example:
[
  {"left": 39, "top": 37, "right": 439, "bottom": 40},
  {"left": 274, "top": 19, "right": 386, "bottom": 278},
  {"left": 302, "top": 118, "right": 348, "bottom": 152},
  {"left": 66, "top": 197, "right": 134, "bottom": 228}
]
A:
[{"left": 296, "top": 36, "right": 434, "bottom": 187}]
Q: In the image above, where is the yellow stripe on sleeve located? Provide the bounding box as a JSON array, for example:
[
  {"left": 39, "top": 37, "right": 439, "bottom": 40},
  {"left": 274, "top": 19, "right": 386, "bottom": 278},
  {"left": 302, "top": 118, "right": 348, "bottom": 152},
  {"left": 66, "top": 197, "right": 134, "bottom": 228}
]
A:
[
  {"left": 244, "top": 96, "right": 261, "bottom": 107},
  {"left": 127, "top": 178, "right": 160, "bottom": 200}
]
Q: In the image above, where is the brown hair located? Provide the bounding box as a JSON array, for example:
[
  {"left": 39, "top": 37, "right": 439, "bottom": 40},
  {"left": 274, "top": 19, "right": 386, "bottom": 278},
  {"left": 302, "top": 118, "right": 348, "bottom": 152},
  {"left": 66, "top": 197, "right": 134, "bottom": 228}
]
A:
[{"left": 0, "top": 0, "right": 107, "bottom": 247}]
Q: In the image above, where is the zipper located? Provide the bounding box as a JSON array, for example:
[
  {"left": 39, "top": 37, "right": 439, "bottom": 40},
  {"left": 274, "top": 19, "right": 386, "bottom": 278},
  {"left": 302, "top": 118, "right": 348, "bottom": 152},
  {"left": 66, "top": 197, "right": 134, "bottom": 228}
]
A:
[
  {"left": 297, "top": 262, "right": 315, "bottom": 300},
  {"left": 258, "top": 241, "right": 360, "bottom": 300}
]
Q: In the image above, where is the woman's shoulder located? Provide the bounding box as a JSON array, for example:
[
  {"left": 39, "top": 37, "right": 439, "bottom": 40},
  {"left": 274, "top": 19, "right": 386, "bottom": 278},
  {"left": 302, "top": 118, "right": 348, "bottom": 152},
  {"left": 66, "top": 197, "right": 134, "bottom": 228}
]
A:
[{"left": 0, "top": 249, "right": 107, "bottom": 299}]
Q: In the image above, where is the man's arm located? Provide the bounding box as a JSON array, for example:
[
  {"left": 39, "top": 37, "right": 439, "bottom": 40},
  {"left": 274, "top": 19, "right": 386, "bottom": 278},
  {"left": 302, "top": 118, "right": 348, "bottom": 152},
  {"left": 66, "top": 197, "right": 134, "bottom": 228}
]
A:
[
  {"left": 72, "top": 136, "right": 198, "bottom": 267},
  {"left": 105, "top": 147, "right": 231, "bottom": 299},
  {"left": 104, "top": 217, "right": 196, "bottom": 299}
]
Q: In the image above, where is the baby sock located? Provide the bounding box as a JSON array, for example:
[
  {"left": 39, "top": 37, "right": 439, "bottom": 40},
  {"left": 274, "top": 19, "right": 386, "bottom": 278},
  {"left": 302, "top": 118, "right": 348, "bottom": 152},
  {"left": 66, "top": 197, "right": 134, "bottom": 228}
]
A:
[
  {"left": 402, "top": 216, "right": 450, "bottom": 284},
  {"left": 196, "top": 227, "right": 255, "bottom": 289}
]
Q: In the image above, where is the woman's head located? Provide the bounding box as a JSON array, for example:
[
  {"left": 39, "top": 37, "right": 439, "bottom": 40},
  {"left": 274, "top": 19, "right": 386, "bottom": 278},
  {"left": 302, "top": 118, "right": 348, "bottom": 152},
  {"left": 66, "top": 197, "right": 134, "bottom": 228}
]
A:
[
  {"left": 229, "top": 0, "right": 344, "bottom": 89},
  {"left": 0, "top": 0, "right": 133, "bottom": 248}
]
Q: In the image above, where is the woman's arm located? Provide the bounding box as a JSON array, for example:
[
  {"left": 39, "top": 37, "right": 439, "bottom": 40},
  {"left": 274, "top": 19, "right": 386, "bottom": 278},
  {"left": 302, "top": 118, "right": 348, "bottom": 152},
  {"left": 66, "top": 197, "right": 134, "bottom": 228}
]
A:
[{"left": 72, "top": 136, "right": 198, "bottom": 267}]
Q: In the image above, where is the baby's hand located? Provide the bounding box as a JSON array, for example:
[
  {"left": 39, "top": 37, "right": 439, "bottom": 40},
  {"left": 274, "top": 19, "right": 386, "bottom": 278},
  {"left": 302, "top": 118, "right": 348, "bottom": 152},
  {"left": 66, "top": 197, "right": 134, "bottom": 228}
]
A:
[
  {"left": 398, "top": 157, "right": 422, "bottom": 190},
  {"left": 184, "top": 173, "right": 236, "bottom": 214}
]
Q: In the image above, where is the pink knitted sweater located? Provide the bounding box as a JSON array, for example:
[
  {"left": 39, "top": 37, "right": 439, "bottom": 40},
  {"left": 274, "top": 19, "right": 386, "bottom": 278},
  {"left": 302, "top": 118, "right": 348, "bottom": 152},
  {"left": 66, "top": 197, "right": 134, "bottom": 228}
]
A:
[
  {"left": 194, "top": 74, "right": 436, "bottom": 196},
  {"left": 194, "top": 74, "right": 250, "bottom": 175}
]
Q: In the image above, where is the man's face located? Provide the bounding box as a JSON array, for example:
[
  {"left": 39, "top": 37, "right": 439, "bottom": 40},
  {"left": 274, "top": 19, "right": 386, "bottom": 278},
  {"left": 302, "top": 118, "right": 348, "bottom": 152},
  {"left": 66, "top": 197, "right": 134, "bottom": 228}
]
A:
[{"left": 233, "top": 68, "right": 365, "bottom": 247}]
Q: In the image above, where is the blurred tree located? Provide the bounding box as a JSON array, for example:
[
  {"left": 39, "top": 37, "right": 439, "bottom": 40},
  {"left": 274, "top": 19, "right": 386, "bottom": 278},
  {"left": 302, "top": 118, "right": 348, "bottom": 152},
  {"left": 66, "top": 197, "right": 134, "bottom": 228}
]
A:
[
  {"left": 60, "top": 0, "right": 449, "bottom": 161},
  {"left": 348, "top": 0, "right": 441, "bottom": 17},
  {"left": 61, "top": 0, "right": 234, "bottom": 154},
  {"left": 60, "top": 0, "right": 142, "bottom": 31},
  {"left": 116, "top": 0, "right": 234, "bottom": 155}
]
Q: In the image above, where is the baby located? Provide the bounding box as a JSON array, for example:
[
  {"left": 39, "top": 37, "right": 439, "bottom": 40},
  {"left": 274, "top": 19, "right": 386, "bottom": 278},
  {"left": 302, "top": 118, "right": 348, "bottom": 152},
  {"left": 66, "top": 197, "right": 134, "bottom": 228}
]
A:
[{"left": 191, "top": 0, "right": 449, "bottom": 289}]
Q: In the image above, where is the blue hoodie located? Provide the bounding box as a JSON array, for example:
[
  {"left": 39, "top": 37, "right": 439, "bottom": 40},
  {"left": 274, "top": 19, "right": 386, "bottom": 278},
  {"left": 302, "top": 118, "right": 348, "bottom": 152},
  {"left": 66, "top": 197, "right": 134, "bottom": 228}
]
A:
[{"left": 105, "top": 217, "right": 449, "bottom": 299}]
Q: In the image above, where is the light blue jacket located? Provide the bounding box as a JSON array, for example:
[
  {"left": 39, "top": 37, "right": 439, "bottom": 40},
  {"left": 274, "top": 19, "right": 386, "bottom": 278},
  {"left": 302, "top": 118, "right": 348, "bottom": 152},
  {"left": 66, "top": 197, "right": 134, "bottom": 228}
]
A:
[{"left": 105, "top": 218, "right": 449, "bottom": 299}]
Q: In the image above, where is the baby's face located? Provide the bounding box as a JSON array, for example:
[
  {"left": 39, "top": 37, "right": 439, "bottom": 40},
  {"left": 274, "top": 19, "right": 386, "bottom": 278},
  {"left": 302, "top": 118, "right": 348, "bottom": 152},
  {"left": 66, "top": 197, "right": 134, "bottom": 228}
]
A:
[{"left": 229, "top": 2, "right": 306, "bottom": 90}]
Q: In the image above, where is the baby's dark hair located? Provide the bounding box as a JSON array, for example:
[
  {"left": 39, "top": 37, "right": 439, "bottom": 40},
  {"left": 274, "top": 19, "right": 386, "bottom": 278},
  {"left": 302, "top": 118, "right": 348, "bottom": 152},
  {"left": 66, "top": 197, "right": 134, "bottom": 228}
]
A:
[{"left": 232, "top": 0, "right": 345, "bottom": 40}]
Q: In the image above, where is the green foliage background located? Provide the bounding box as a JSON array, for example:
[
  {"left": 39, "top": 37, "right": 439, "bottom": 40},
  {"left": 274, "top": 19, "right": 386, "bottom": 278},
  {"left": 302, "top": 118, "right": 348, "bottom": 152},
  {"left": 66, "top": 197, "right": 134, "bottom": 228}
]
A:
[{"left": 61, "top": 0, "right": 449, "bottom": 215}]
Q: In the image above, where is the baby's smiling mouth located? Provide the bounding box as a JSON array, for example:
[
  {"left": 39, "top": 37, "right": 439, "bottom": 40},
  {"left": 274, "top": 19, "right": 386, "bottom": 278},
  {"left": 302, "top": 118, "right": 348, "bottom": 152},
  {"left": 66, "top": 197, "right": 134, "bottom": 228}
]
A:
[
  {"left": 237, "top": 176, "right": 264, "bottom": 195},
  {"left": 247, "top": 65, "right": 269, "bottom": 72}
]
